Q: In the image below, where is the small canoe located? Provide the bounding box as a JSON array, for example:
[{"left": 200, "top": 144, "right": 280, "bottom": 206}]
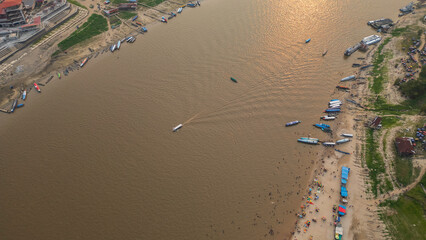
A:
[
  {"left": 57, "top": 72, "right": 61, "bottom": 79},
  {"left": 230, "top": 77, "right": 238, "bottom": 83},
  {"left": 341, "top": 75, "right": 356, "bottom": 82},
  {"left": 335, "top": 149, "right": 351, "bottom": 155},
  {"left": 177, "top": 7, "right": 183, "bottom": 13},
  {"left": 305, "top": 38, "right": 311, "bottom": 43},
  {"left": 314, "top": 123, "right": 330, "bottom": 129},
  {"left": 34, "top": 83, "right": 41, "bottom": 93},
  {"left": 22, "top": 90, "right": 26, "bottom": 100},
  {"left": 286, "top": 120, "right": 301, "bottom": 127},
  {"left": 10, "top": 99, "right": 17, "bottom": 113},
  {"left": 341, "top": 133, "right": 353, "bottom": 138},
  {"left": 132, "top": 15, "right": 138, "bottom": 21},
  {"left": 322, "top": 50, "right": 328, "bottom": 56},
  {"left": 173, "top": 124, "right": 183, "bottom": 132},
  {"left": 142, "top": 27, "right": 147, "bottom": 32},
  {"left": 336, "top": 86, "right": 350, "bottom": 90},
  {"left": 336, "top": 138, "right": 351, "bottom": 144},
  {"left": 16, "top": 103, "right": 24, "bottom": 108},
  {"left": 117, "top": 40, "right": 121, "bottom": 50}
]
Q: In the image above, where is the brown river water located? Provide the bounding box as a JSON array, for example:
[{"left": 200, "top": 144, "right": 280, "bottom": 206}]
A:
[{"left": 0, "top": 0, "right": 410, "bottom": 239}]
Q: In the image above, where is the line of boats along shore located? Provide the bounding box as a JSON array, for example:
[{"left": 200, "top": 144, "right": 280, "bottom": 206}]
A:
[{"left": 286, "top": 98, "right": 353, "bottom": 152}]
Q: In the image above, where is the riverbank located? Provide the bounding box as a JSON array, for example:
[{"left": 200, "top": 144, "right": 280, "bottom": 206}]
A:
[
  {"left": 0, "top": 0, "right": 192, "bottom": 111},
  {"left": 292, "top": 2, "right": 426, "bottom": 240}
]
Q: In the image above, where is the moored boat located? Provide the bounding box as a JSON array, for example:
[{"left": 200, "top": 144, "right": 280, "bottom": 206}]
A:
[
  {"left": 322, "top": 50, "right": 328, "bottom": 56},
  {"left": 362, "top": 35, "right": 382, "bottom": 45},
  {"left": 117, "top": 40, "right": 121, "bottom": 50},
  {"left": 344, "top": 43, "right": 361, "bottom": 56},
  {"left": 110, "top": 44, "right": 116, "bottom": 52},
  {"left": 336, "top": 86, "right": 350, "bottom": 90},
  {"left": 341, "top": 75, "right": 356, "bottom": 82},
  {"left": 10, "top": 99, "right": 17, "bottom": 113},
  {"left": 173, "top": 124, "right": 183, "bottom": 132},
  {"left": 142, "top": 27, "right": 147, "bottom": 32},
  {"left": 325, "top": 108, "right": 340, "bottom": 113},
  {"left": 298, "top": 137, "right": 319, "bottom": 144},
  {"left": 177, "top": 7, "right": 183, "bottom": 13},
  {"left": 321, "top": 116, "right": 336, "bottom": 120},
  {"left": 336, "top": 138, "right": 351, "bottom": 144},
  {"left": 34, "top": 83, "right": 41, "bottom": 93},
  {"left": 230, "top": 77, "right": 238, "bottom": 83},
  {"left": 16, "top": 103, "right": 24, "bottom": 108},
  {"left": 285, "top": 120, "right": 301, "bottom": 127},
  {"left": 341, "top": 133, "right": 353, "bottom": 138},
  {"left": 22, "top": 90, "right": 26, "bottom": 100},
  {"left": 132, "top": 15, "right": 138, "bottom": 21},
  {"left": 314, "top": 123, "right": 330, "bottom": 129},
  {"left": 80, "top": 57, "right": 88, "bottom": 67},
  {"left": 322, "top": 142, "right": 336, "bottom": 146}
]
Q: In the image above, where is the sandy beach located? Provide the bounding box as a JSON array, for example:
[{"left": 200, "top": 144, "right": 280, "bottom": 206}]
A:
[{"left": 292, "top": 4, "right": 426, "bottom": 240}]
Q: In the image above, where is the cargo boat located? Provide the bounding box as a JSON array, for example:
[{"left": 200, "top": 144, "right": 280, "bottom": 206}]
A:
[
  {"left": 362, "top": 35, "right": 382, "bottom": 45},
  {"left": 344, "top": 43, "right": 361, "bottom": 56}
]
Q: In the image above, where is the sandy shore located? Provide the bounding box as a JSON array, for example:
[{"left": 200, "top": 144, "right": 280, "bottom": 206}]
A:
[{"left": 291, "top": 4, "right": 426, "bottom": 240}]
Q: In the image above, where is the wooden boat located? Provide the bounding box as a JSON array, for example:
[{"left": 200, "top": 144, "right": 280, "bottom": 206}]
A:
[
  {"left": 168, "top": 12, "right": 176, "bottom": 20},
  {"left": 230, "top": 77, "right": 238, "bottom": 83},
  {"left": 10, "top": 99, "right": 17, "bottom": 113},
  {"left": 110, "top": 44, "right": 116, "bottom": 52},
  {"left": 298, "top": 137, "right": 319, "bottom": 144},
  {"left": 285, "top": 120, "right": 301, "bottom": 127},
  {"left": 336, "top": 138, "right": 351, "bottom": 144},
  {"left": 173, "top": 124, "right": 183, "bottom": 132},
  {"left": 341, "top": 133, "right": 353, "bottom": 138},
  {"left": 322, "top": 142, "right": 336, "bottom": 146},
  {"left": 336, "top": 86, "right": 350, "bottom": 90},
  {"left": 322, "top": 50, "right": 328, "bottom": 56},
  {"left": 341, "top": 75, "right": 356, "bottom": 82},
  {"left": 141, "top": 27, "right": 147, "bottom": 32},
  {"left": 80, "top": 57, "right": 88, "bottom": 67},
  {"left": 34, "top": 83, "right": 41, "bottom": 93},
  {"left": 325, "top": 108, "right": 340, "bottom": 113},
  {"left": 57, "top": 72, "right": 61, "bottom": 79},
  {"left": 321, "top": 116, "right": 336, "bottom": 120},
  {"left": 22, "top": 90, "right": 26, "bottom": 100},
  {"left": 132, "top": 15, "right": 138, "bottom": 21}
]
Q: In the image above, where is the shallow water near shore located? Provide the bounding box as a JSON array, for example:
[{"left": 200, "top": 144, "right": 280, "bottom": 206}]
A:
[{"left": 0, "top": 0, "right": 411, "bottom": 239}]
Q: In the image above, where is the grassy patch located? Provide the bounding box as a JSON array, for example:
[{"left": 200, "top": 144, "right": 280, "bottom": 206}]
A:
[
  {"left": 365, "top": 128, "right": 386, "bottom": 197},
  {"left": 372, "top": 96, "right": 420, "bottom": 115},
  {"left": 394, "top": 154, "right": 415, "bottom": 186},
  {"left": 118, "top": 11, "right": 137, "bottom": 19},
  {"left": 380, "top": 174, "right": 426, "bottom": 239},
  {"left": 58, "top": 14, "right": 108, "bottom": 51},
  {"left": 109, "top": 15, "right": 122, "bottom": 27},
  {"left": 371, "top": 38, "right": 391, "bottom": 94},
  {"left": 68, "top": 0, "right": 87, "bottom": 9},
  {"left": 138, "top": 0, "right": 165, "bottom": 7},
  {"left": 381, "top": 116, "right": 401, "bottom": 128},
  {"left": 391, "top": 27, "right": 409, "bottom": 37}
]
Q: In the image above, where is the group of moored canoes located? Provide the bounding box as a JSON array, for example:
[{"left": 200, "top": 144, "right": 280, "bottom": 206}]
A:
[{"left": 285, "top": 98, "right": 354, "bottom": 146}]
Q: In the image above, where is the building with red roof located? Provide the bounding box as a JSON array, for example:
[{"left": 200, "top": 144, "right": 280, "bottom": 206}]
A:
[
  {"left": 395, "top": 137, "right": 415, "bottom": 156},
  {"left": 0, "top": 0, "right": 26, "bottom": 28}
]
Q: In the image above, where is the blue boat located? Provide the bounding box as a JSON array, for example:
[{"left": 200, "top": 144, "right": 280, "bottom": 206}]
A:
[
  {"left": 187, "top": 3, "right": 196, "bottom": 7},
  {"left": 16, "top": 103, "right": 24, "bottom": 108},
  {"left": 286, "top": 120, "right": 301, "bottom": 127},
  {"left": 298, "top": 137, "right": 319, "bottom": 144},
  {"left": 142, "top": 27, "right": 147, "bottom": 32},
  {"left": 325, "top": 108, "right": 341, "bottom": 113},
  {"left": 305, "top": 38, "right": 311, "bottom": 43},
  {"left": 314, "top": 123, "right": 330, "bottom": 129},
  {"left": 132, "top": 15, "right": 138, "bottom": 21}
]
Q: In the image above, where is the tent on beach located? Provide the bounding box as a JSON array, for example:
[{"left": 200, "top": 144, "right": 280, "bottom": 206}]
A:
[
  {"left": 341, "top": 166, "right": 350, "bottom": 185},
  {"left": 338, "top": 205, "right": 347, "bottom": 216},
  {"left": 340, "top": 187, "right": 348, "bottom": 198}
]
